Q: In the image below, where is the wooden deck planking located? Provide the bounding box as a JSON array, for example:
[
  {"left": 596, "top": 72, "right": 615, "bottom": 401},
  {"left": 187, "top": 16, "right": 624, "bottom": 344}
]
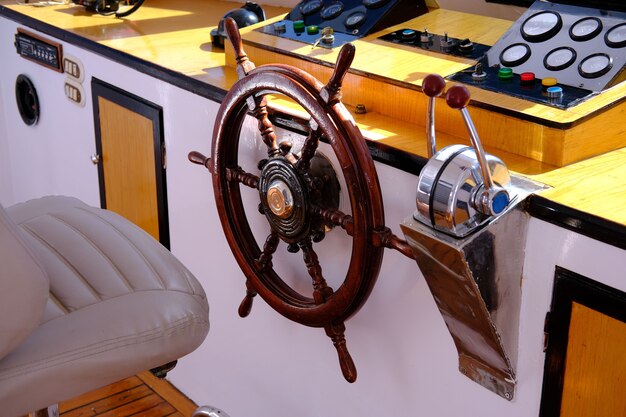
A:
[{"left": 59, "top": 373, "right": 194, "bottom": 417}]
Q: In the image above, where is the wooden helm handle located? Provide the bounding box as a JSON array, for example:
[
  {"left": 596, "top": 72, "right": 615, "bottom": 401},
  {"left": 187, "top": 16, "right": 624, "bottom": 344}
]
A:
[
  {"left": 224, "top": 17, "right": 255, "bottom": 77},
  {"left": 322, "top": 43, "right": 356, "bottom": 103}
]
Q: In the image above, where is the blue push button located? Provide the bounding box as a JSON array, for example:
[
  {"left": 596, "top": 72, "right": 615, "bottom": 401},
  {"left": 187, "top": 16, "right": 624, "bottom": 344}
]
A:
[
  {"left": 491, "top": 191, "right": 510, "bottom": 214},
  {"left": 546, "top": 86, "right": 563, "bottom": 99}
]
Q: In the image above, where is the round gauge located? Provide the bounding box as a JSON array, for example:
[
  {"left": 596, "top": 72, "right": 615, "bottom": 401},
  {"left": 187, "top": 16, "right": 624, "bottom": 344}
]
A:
[
  {"left": 363, "top": 0, "right": 391, "bottom": 9},
  {"left": 320, "top": 2, "right": 344, "bottom": 20},
  {"left": 570, "top": 17, "right": 602, "bottom": 42},
  {"left": 345, "top": 11, "right": 366, "bottom": 30},
  {"left": 521, "top": 11, "right": 562, "bottom": 43},
  {"left": 605, "top": 23, "right": 626, "bottom": 48},
  {"left": 544, "top": 47, "right": 577, "bottom": 71},
  {"left": 500, "top": 43, "right": 531, "bottom": 67},
  {"left": 299, "top": 0, "right": 323, "bottom": 16},
  {"left": 578, "top": 53, "right": 613, "bottom": 78}
]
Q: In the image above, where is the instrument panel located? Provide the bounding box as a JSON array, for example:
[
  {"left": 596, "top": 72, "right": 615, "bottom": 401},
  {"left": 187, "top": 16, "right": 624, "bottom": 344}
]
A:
[
  {"left": 257, "top": 0, "right": 427, "bottom": 48},
  {"left": 485, "top": 1, "right": 626, "bottom": 92},
  {"left": 444, "top": 1, "right": 626, "bottom": 108}
]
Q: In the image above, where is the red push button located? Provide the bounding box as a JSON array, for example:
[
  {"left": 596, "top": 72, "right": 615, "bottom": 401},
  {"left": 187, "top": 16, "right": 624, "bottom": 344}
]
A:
[{"left": 520, "top": 72, "right": 535, "bottom": 85}]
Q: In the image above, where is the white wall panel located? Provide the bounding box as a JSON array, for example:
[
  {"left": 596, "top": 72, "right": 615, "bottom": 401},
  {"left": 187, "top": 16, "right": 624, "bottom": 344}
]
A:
[
  {"left": 0, "top": 20, "right": 99, "bottom": 206},
  {"left": 2, "top": 16, "right": 625, "bottom": 417}
]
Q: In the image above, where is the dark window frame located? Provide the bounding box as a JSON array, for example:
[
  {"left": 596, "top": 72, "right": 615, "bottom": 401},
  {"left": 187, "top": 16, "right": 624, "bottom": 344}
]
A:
[{"left": 91, "top": 77, "right": 170, "bottom": 249}]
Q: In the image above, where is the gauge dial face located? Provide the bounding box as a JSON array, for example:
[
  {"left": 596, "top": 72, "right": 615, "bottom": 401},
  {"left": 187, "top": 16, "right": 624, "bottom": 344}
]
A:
[
  {"left": 521, "top": 11, "right": 563, "bottom": 42},
  {"left": 299, "top": 0, "right": 323, "bottom": 16},
  {"left": 578, "top": 53, "right": 613, "bottom": 78},
  {"left": 500, "top": 43, "right": 531, "bottom": 67},
  {"left": 605, "top": 23, "right": 626, "bottom": 48},
  {"left": 570, "top": 17, "right": 602, "bottom": 42},
  {"left": 320, "top": 2, "right": 344, "bottom": 19},
  {"left": 363, "top": 0, "right": 390, "bottom": 9},
  {"left": 345, "top": 11, "right": 366, "bottom": 30},
  {"left": 544, "top": 47, "right": 577, "bottom": 71}
]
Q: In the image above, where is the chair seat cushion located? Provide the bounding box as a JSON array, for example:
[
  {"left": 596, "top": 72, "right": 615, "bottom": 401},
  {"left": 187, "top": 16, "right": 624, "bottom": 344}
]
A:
[
  {"left": 0, "top": 200, "right": 48, "bottom": 362},
  {"left": 0, "top": 196, "right": 209, "bottom": 417}
]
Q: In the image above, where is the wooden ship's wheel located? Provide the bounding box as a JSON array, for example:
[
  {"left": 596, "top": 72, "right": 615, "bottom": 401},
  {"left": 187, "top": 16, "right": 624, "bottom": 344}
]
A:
[{"left": 190, "top": 18, "right": 413, "bottom": 382}]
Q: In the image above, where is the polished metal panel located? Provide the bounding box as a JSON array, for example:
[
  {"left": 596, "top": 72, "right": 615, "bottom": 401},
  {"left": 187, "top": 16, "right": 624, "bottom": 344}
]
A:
[
  {"left": 403, "top": 176, "right": 545, "bottom": 400},
  {"left": 193, "top": 405, "right": 231, "bottom": 417}
]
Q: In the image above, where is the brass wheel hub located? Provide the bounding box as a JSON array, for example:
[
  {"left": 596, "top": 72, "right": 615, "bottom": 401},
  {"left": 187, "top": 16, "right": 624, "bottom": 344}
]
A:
[{"left": 267, "top": 180, "right": 294, "bottom": 219}]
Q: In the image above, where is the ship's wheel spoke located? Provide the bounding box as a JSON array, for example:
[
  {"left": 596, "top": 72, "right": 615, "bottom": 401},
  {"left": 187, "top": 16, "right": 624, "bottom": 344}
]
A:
[
  {"left": 299, "top": 238, "right": 334, "bottom": 304},
  {"left": 226, "top": 166, "right": 259, "bottom": 189},
  {"left": 239, "top": 231, "right": 280, "bottom": 318},
  {"left": 252, "top": 96, "right": 280, "bottom": 157},
  {"left": 296, "top": 126, "right": 322, "bottom": 173},
  {"left": 254, "top": 231, "right": 280, "bottom": 272},
  {"left": 311, "top": 206, "right": 354, "bottom": 236},
  {"left": 325, "top": 321, "right": 357, "bottom": 383}
]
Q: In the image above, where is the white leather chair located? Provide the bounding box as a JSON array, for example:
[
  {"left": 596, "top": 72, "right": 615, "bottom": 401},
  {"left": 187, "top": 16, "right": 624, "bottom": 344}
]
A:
[{"left": 0, "top": 195, "right": 209, "bottom": 417}]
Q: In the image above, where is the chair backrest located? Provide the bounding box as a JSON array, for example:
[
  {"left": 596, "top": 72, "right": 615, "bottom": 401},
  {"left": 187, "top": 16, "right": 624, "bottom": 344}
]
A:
[{"left": 0, "top": 202, "right": 49, "bottom": 360}]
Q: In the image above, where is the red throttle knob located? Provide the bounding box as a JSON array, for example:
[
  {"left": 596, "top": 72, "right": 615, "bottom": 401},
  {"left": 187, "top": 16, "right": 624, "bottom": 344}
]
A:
[
  {"left": 422, "top": 74, "right": 446, "bottom": 98},
  {"left": 446, "top": 85, "right": 471, "bottom": 109}
]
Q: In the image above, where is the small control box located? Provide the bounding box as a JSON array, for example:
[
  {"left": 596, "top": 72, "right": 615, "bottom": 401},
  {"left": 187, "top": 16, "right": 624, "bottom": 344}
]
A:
[
  {"left": 14, "top": 28, "right": 63, "bottom": 72},
  {"left": 379, "top": 29, "right": 491, "bottom": 61}
]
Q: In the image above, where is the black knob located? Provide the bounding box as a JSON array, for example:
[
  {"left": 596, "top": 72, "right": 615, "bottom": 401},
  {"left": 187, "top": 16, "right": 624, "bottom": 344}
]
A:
[{"left": 458, "top": 38, "right": 474, "bottom": 53}]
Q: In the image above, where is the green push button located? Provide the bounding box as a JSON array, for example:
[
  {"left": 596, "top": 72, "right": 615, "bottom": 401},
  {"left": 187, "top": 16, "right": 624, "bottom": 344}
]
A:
[
  {"left": 498, "top": 67, "right": 513, "bottom": 79},
  {"left": 306, "top": 25, "right": 319, "bottom": 35},
  {"left": 293, "top": 20, "right": 305, "bottom": 32}
]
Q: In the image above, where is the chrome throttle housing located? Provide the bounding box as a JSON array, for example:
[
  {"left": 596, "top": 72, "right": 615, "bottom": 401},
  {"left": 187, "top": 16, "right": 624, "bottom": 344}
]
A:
[{"left": 415, "top": 74, "right": 511, "bottom": 237}]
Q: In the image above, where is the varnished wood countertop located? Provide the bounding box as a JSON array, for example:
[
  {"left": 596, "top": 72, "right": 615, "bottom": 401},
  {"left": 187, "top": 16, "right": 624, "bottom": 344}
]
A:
[
  {"left": 0, "top": 0, "right": 286, "bottom": 91},
  {"left": 1, "top": 0, "right": 625, "bottom": 236}
]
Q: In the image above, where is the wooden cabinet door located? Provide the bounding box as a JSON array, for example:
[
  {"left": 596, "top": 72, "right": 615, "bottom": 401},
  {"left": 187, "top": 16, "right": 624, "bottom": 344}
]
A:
[
  {"left": 92, "top": 79, "right": 169, "bottom": 248},
  {"left": 540, "top": 267, "right": 626, "bottom": 417},
  {"left": 560, "top": 302, "right": 626, "bottom": 416}
]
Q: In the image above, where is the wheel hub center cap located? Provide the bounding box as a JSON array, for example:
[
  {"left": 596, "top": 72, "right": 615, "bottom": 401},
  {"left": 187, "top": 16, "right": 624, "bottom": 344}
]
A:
[{"left": 267, "top": 179, "right": 294, "bottom": 218}]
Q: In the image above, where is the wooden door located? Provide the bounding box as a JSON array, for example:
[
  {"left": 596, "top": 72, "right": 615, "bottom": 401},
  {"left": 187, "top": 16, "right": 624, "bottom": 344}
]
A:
[
  {"left": 540, "top": 267, "right": 626, "bottom": 417},
  {"left": 92, "top": 79, "right": 169, "bottom": 248},
  {"left": 560, "top": 302, "right": 626, "bottom": 416}
]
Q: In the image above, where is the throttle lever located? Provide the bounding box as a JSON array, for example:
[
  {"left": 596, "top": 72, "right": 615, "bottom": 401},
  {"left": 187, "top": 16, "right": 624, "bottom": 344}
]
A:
[
  {"left": 422, "top": 74, "right": 446, "bottom": 158},
  {"left": 446, "top": 85, "right": 510, "bottom": 216},
  {"left": 415, "top": 76, "right": 512, "bottom": 237}
]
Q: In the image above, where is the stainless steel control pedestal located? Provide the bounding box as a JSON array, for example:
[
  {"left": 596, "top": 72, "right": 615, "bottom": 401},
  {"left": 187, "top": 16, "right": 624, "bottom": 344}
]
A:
[{"left": 401, "top": 178, "right": 542, "bottom": 400}]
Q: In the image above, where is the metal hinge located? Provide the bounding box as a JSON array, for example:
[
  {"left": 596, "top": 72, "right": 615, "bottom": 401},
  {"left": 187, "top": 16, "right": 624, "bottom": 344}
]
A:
[
  {"left": 161, "top": 142, "right": 167, "bottom": 170},
  {"left": 543, "top": 311, "right": 551, "bottom": 352}
]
